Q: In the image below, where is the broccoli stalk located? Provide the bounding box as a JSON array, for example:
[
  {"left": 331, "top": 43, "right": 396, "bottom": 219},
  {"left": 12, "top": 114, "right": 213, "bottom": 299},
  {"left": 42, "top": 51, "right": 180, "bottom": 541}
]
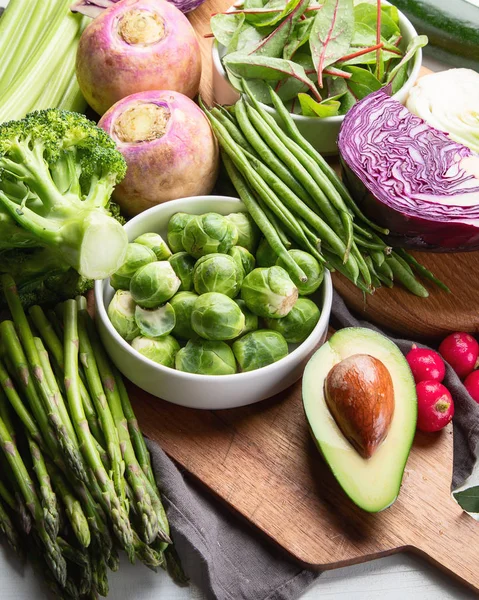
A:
[{"left": 0, "top": 109, "right": 128, "bottom": 281}]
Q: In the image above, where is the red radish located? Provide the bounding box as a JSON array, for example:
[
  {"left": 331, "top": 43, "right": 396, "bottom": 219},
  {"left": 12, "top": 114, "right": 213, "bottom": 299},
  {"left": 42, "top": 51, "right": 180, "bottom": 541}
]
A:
[
  {"left": 405, "top": 344, "right": 445, "bottom": 384},
  {"left": 439, "top": 332, "right": 479, "bottom": 379},
  {"left": 416, "top": 381, "right": 454, "bottom": 433},
  {"left": 464, "top": 370, "right": 479, "bottom": 404}
]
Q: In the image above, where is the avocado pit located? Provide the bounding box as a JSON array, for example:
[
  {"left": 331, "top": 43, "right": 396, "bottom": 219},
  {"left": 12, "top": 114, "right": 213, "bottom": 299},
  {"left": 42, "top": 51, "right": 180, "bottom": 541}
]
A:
[{"left": 324, "top": 353, "right": 395, "bottom": 459}]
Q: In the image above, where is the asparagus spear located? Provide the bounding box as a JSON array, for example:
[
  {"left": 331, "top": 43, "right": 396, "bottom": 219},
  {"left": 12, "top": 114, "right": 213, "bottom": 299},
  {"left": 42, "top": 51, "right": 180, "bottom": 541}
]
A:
[
  {"left": 0, "top": 358, "right": 43, "bottom": 448},
  {"left": 0, "top": 453, "right": 32, "bottom": 535},
  {"left": 115, "top": 371, "right": 155, "bottom": 489},
  {"left": 46, "top": 458, "right": 91, "bottom": 548},
  {"left": 0, "top": 414, "right": 66, "bottom": 586},
  {"left": 29, "top": 305, "right": 105, "bottom": 446},
  {"left": 1, "top": 276, "right": 87, "bottom": 484},
  {"left": 62, "top": 299, "right": 134, "bottom": 560},
  {"left": 0, "top": 388, "right": 15, "bottom": 440},
  {"left": 92, "top": 552, "right": 109, "bottom": 597},
  {"left": 28, "top": 436, "right": 60, "bottom": 539},
  {"left": 76, "top": 302, "right": 125, "bottom": 506},
  {"left": 58, "top": 537, "right": 93, "bottom": 596},
  {"left": 81, "top": 300, "right": 164, "bottom": 545},
  {"left": 0, "top": 496, "right": 23, "bottom": 556},
  {"left": 132, "top": 530, "right": 165, "bottom": 572}
]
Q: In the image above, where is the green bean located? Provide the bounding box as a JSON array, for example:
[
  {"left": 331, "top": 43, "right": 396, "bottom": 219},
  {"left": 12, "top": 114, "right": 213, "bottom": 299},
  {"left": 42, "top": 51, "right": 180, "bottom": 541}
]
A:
[
  {"left": 395, "top": 249, "right": 451, "bottom": 293},
  {"left": 204, "top": 110, "right": 309, "bottom": 282},
  {"left": 386, "top": 256, "right": 429, "bottom": 297},
  {"left": 256, "top": 198, "right": 292, "bottom": 249},
  {"left": 376, "top": 258, "right": 394, "bottom": 281},
  {"left": 211, "top": 107, "right": 253, "bottom": 152},
  {"left": 376, "top": 271, "right": 394, "bottom": 288},
  {"left": 350, "top": 244, "right": 372, "bottom": 288},
  {"left": 242, "top": 99, "right": 343, "bottom": 234},
  {"left": 352, "top": 223, "right": 374, "bottom": 239},
  {"left": 221, "top": 152, "right": 307, "bottom": 281},
  {"left": 244, "top": 151, "right": 353, "bottom": 269},
  {"left": 267, "top": 85, "right": 389, "bottom": 236},
  {"left": 234, "top": 99, "right": 316, "bottom": 209},
  {"left": 298, "top": 217, "right": 321, "bottom": 252},
  {"left": 323, "top": 250, "right": 371, "bottom": 294},
  {"left": 391, "top": 251, "right": 415, "bottom": 276},
  {"left": 243, "top": 84, "right": 354, "bottom": 253},
  {"left": 370, "top": 249, "right": 385, "bottom": 268},
  {"left": 364, "top": 256, "right": 381, "bottom": 290},
  {"left": 354, "top": 235, "right": 392, "bottom": 253}
]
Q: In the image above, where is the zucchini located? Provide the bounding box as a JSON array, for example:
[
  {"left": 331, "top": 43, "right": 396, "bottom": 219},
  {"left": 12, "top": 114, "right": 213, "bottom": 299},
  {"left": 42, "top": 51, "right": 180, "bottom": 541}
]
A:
[{"left": 390, "top": 0, "right": 479, "bottom": 70}]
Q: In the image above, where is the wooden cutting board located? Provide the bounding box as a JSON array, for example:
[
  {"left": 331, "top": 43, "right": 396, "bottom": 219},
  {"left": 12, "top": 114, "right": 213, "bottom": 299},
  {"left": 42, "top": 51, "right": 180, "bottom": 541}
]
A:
[
  {"left": 131, "top": 1, "right": 479, "bottom": 592},
  {"left": 133, "top": 375, "right": 479, "bottom": 592},
  {"left": 190, "top": 2, "right": 479, "bottom": 340}
]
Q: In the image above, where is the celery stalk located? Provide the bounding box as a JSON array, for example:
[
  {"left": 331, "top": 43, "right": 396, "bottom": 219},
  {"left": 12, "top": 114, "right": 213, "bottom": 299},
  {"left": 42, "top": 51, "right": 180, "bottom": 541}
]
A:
[
  {"left": 0, "top": 2, "right": 83, "bottom": 122},
  {"left": 0, "top": 0, "right": 55, "bottom": 89},
  {"left": 0, "top": 0, "right": 32, "bottom": 80}
]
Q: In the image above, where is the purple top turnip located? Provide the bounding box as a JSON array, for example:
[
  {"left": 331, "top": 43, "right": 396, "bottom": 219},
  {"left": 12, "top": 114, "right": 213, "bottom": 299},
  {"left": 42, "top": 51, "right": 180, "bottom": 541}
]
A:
[
  {"left": 76, "top": 0, "right": 202, "bottom": 115},
  {"left": 98, "top": 90, "right": 219, "bottom": 216}
]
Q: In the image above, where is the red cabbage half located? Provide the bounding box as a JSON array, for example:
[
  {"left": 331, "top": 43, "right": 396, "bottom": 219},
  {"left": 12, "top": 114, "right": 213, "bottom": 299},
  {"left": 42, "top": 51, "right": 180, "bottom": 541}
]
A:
[{"left": 338, "top": 88, "right": 479, "bottom": 251}]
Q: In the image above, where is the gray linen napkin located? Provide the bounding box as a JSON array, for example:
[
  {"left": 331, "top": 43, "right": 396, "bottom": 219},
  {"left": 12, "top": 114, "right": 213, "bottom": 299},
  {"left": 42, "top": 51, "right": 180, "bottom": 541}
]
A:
[{"left": 146, "top": 290, "right": 479, "bottom": 600}]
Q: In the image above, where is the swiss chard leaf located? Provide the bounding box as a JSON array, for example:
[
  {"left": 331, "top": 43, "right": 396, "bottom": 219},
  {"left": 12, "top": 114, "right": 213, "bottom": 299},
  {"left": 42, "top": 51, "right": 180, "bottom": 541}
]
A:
[
  {"left": 390, "top": 61, "right": 408, "bottom": 93},
  {"left": 338, "top": 47, "right": 402, "bottom": 66},
  {"left": 343, "top": 65, "right": 382, "bottom": 100},
  {"left": 211, "top": 13, "right": 246, "bottom": 52},
  {"left": 298, "top": 93, "right": 341, "bottom": 117},
  {"left": 244, "top": 0, "right": 264, "bottom": 9},
  {"left": 386, "top": 35, "right": 428, "bottom": 84},
  {"left": 249, "top": 0, "right": 310, "bottom": 58},
  {"left": 283, "top": 15, "right": 315, "bottom": 60},
  {"left": 327, "top": 76, "right": 356, "bottom": 114},
  {"left": 354, "top": 3, "right": 400, "bottom": 39},
  {"left": 310, "top": 0, "right": 354, "bottom": 87},
  {"left": 224, "top": 54, "right": 322, "bottom": 100},
  {"left": 245, "top": 0, "right": 302, "bottom": 27},
  {"left": 235, "top": 23, "right": 268, "bottom": 53}
]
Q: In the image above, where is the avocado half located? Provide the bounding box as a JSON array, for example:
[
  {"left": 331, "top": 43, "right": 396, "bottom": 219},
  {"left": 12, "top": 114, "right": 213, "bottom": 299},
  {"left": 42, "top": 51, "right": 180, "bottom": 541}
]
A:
[{"left": 303, "top": 327, "right": 417, "bottom": 513}]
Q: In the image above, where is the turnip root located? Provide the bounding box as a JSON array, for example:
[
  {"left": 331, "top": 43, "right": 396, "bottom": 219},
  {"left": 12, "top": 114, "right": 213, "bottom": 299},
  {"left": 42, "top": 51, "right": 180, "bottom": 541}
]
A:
[
  {"left": 76, "top": 0, "right": 202, "bottom": 115},
  {"left": 98, "top": 90, "right": 219, "bottom": 216}
]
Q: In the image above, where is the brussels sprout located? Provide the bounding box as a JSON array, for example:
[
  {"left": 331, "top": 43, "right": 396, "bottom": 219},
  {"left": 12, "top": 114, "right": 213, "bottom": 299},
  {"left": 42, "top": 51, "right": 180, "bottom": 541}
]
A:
[
  {"left": 167, "top": 213, "right": 193, "bottom": 253},
  {"left": 169, "top": 291, "right": 198, "bottom": 340},
  {"left": 228, "top": 246, "right": 255, "bottom": 279},
  {"left": 241, "top": 266, "right": 298, "bottom": 319},
  {"left": 107, "top": 290, "right": 140, "bottom": 341},
  {"left": 110, "top": 243, "right": 156, "bottom": 290},
  {"left": 168, "top": 252, "right": 196, "bottom": 292},
  {"left": 234, "top": 299, "right": 259, "bottom": 336},
  {"left": 191, "top": 292, "right": 245, "bottom": 341},
  {"left": 276, "top": 250, "right": 324, "bottom": 296},
  {"left": 225, "top": 212, "right": 260, "bottom": 253},
  {"left": 130, "top": 261, "right": 181, "bottom": 309},
  {"left": 193, "top": 253, "right": 242, "bottom": 298},
  {"left": 256, "top": 238, "right": 278, "bottom": 267},
  {"left": 131, "top": 336, "right": 180, "bottom": 368},
  {"left": 233, "top": 330, "right": 288, "bottom": 372},
  {"left": 175, "top": 339, "right": 237, "bottom": 375},
  {"left": 264, "top": 298, "right": 320, "bottom": 343},
  {"left": 135, "top": 303, "right": 176, "bottom": 338},
  {"left": 182, "top": 213, "right": 238, "bottom": 259},
  {"left": 134, "top": 232, "right": 172, "bottom": 260}
]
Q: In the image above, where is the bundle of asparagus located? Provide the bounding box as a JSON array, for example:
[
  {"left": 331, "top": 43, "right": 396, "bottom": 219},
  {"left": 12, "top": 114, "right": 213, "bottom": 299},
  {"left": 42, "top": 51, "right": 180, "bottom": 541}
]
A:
[{"left": 0, "top": 274, "right": 184, "bottom": 598}]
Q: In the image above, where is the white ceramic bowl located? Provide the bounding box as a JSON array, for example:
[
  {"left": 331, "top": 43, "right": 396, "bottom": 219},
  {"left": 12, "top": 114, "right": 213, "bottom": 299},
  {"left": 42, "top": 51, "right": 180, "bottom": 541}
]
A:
[
  {"left": 95, "top": 195, "right": 333, "bottom": 410},
  {"left": 212, "top": 3, "right": 422, "bottom": 155}
]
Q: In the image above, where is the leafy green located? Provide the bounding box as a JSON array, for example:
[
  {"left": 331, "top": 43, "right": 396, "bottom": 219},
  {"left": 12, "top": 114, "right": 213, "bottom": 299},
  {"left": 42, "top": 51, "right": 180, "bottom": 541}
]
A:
[
  {"left": 454, "top": 487, "right": 479, "bottom": 513},
  {"left": 298, "top": 93, "right": 341, "bottom": 117},
  {"left": 212, "top": 0, "right": 428, "bottom": 118},
  {"left": 309, "top": 0, "right": 354, "bottom": 87}
]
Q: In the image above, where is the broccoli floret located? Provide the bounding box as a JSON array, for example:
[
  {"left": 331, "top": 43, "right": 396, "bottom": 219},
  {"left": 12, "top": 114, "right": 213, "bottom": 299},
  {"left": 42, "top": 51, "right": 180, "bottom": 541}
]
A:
[
  {"left": 0, "top": 109, "right": 128, "bottom": 280},
  {"left": 0, "top": 247, "right": 94, "bottom": 309}
]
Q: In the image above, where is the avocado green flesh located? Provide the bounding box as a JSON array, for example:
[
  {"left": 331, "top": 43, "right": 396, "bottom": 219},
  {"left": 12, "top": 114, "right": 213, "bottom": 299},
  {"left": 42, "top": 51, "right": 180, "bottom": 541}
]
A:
[{"left": 303, "top": 328, "right": 417, "bottom": 513}]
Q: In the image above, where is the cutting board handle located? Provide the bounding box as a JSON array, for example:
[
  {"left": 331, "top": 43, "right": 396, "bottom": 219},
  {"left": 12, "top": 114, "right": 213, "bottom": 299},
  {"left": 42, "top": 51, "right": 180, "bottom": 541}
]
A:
[{"left": 411, "top": 509, "right": 479, "bottom": 592}]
